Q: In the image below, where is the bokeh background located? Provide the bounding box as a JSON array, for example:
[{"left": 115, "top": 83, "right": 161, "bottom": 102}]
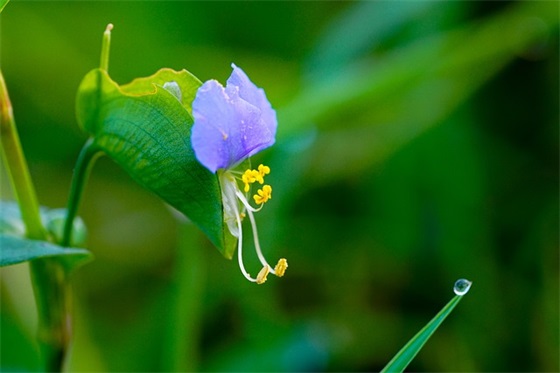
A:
[{"left": 1, "top": 1, "right": 558, "bottom": 372}]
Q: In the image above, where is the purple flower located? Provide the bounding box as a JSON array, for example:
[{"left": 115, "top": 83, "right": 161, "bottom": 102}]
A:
[
  {"left": 191, "top": 64, "right": 277, "bottom": 173},
  {"left": 190, "top": 64, "right": 286, "bottom": 285}
]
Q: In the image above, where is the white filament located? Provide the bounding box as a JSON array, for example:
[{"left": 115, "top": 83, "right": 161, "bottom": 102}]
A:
[{"left": 234, "top": 189, "right": 276, "bottom": 275}]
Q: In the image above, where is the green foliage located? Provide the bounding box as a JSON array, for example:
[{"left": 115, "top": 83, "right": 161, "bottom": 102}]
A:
[
  {"left": 75, "top": 68, "right": 236, "bottom": 258},
  {"left": 0, "top": 234, "right": 91, "bottom": 271},
  {"left": 0, "top": 201, "right": 91, "bottom": 271},
  {"left": 382, "top": 295, "right": 465, "bottom": 372},
  {"left": 0, "top": 0, "right": 8, "bottom": 14},
  {"left": 0, "top": 201, "right": 87, "bottom": 247},
  {"left": 0, "top": 1, "right": 557, "bottom": 372}
]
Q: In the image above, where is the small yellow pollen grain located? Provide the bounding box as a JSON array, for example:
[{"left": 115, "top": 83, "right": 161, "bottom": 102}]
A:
[
  {"left": 253, "top": 185, "right": 272, "bottom": 205},
  {"left": 256, "top": 266, "right": 270, "bottom": 284},
  {"left": 239, "top": 212, "right": 246, "bottom": 219},
  {"left": 252, "top": 170, "right": 263, "bottom": 184},
  {"left": 274, "top": 258, "right": 288, "bottom": 277}
]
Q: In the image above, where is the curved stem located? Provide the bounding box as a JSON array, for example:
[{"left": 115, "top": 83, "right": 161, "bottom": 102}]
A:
[
  {"left": 35, "top": 138, "right": 100, "bottom": 373},
  {"left": 61, "top": 138, "right": 102, "bottom": 247}
]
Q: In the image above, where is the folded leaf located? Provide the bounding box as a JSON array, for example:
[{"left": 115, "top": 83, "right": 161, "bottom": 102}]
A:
[{"left": 76, "top": 68, "right": 236, "bottom": 258}]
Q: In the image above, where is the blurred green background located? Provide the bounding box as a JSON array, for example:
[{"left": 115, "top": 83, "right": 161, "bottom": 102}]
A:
[{"left": 1, "top": 1, "right": 558, "bottom": 371}]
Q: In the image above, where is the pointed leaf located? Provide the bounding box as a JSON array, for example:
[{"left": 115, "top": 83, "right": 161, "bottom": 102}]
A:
[
  {"left": 0, "top": 234, "right": 92, "bottom": 272},
  {"left": 381, "top": 294, "right": 466, "bottom": 372},
  {"left": 76, "top": 68, "right": 236, "bottom": 258}
]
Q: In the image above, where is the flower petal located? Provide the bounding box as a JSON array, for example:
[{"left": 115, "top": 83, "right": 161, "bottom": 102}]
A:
[
  {"left": 192, "top": 80, "right": 261, "bottom": 172},
  {"left": 227, "top": 63, "right": 277, "bottom": 151},
  {"left": 192, "top": 65, "right": 278, "bottom": 173}
]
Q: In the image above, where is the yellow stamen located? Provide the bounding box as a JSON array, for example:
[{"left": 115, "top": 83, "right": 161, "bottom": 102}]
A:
[
  {"left": 222, "top": 166, "right": 283, "bottom": 285},
  {"left": 258, "top": 164, "right": 270, "bottom": 184},
  {"left": 241, "top": 168, "right": 265, "bottom": 191},
  {"left": 242, "top": 169, "right": 255, "bottom": 192},
  {"left": 274, "top": 258, "right": 288, "bottom": 277},
  {"left": 253, "top": 185, "right": 272, "bottom": 205},
  {"left": 256, "top": 266, "right": 270, "bottom": 284},
  {"left": 252, "top": 170, "right": 263, "bottom": 184},
  {"left": 259, "top": 164, "right": 270, "bottom": 174}
]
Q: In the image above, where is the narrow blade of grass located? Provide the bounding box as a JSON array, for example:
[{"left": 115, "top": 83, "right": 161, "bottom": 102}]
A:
[{"left": 381, "top": 291, "right": 468, "bottom": 372}]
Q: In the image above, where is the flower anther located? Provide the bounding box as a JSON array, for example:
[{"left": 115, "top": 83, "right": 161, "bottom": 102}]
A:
[
  {"left": 256, "top": 266, "right": 270, "bottom": 284},
  {"left": 253, "top": 185, "right": 272, "bottom": 205},
  {"left": 274, "top": 258, "right": 288, "bottom": 277}
]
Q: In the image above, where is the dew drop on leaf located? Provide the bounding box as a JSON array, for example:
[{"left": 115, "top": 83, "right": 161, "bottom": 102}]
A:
[{"left": 453, "top": 278, "right": 472, "bottom": 296}]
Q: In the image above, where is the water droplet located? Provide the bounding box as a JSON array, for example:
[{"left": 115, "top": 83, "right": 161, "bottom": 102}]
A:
[{"left": 454, "top": 279, "right": 472, "bottom": 296}]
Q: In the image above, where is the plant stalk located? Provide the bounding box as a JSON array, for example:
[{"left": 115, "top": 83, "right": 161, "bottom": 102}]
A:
[
  {"left": 30, "top": 259, "right": 73, "bottom": 372},
  {"left": 60, "top": 23, "right": 110, "bottom": 247},
  {"left": 0, "top": 71, "right": 45, "bottom": 240},
  {"left": 61, "top": 139, "right": 101, "bottom": 247},
  {"left": 1, "top": 70, "right": 71, "bottom": 372}
]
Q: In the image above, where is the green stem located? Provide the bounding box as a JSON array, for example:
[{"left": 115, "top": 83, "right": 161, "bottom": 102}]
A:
[
  {"left": 29, "top": 260, "right": 72, "bottom": 372},
  {"left": 59, "top": 24, "right": 110, "bottom": 246},
  {"left": 0, "top": 70, "right": 69, "bottom": 372},
  {"left": 0, "top": 70, "right": 45, "bottom": 240},
  {"left": 61, "top": 139, "right": 101, "bottom": 247}
]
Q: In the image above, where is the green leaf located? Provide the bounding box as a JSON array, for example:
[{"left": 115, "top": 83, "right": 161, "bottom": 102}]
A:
[
  {"left": 381, "top": 294, "right": 466, "bottom": 372},
  {"left": 0, "top": 0, "right": 9, "bottom": 14},
  {"left": 119, "top": 68, "right": 200, "bottom": 116},
  {"left": 76, "top": 68, "right": 236, "bottom": 258},
  {"left": 0, "top": 234, "right": 92, "bottom": 272}
]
